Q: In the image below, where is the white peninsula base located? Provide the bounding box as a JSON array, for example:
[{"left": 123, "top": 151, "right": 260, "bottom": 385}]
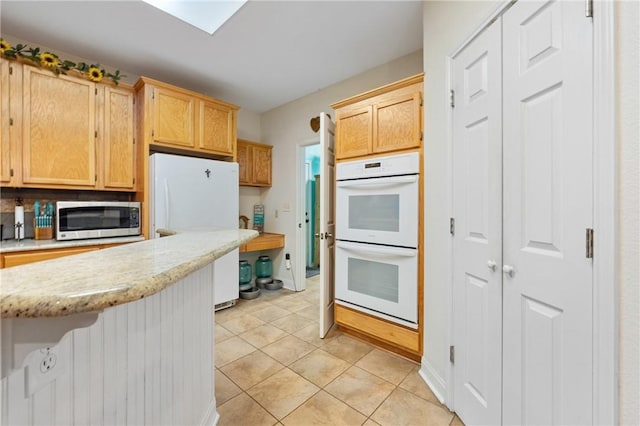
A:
[{"left": 1, "top": 263, "right": 217, "bottom": 425}]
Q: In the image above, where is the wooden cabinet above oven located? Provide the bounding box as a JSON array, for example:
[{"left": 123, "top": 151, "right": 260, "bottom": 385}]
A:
[{"left": 331, "top": 73, "right": 423, "bottom": 161}]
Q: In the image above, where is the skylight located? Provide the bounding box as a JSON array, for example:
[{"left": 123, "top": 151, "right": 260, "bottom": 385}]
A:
[{"left": 143, "top": 0, "right": 246, "bottom": 35}]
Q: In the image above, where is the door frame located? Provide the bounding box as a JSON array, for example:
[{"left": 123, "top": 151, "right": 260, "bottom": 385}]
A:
[
  {"left": 444, "top": 1, "right": 617, "bottom": 424},
  {"left": 295, "top": 137, "right": 320, "bottom": 292}
]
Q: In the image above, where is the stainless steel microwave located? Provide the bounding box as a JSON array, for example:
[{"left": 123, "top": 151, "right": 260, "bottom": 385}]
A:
[{"left": 56, "top": 201, "right": 141, "bottom": 241}]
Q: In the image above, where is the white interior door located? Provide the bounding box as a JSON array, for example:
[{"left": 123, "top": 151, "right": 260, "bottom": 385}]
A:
[
  {"left": 451, "top": 17, "right": 503, "bottom": 425},
  {"left": 319, "top": 113, "right": 336, "bottom": 337},
  {"left": 502, "top": 1, "right": 593, "bottom": 424}
]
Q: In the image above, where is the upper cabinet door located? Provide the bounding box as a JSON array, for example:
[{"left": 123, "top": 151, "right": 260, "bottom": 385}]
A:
[
  {"left": 22, "top": 66, "right": 96, "bottom": 187},
  {"left": 0, "top": 59, "right": 11, "bottom": 185},
  {"left": 373, "top": 90, "right": 422, "bottom": 154},
  {"left": 103, "top": 86, "right": 135, "bottom": 189},
  {"left": 199, "top": 100, "right": 235, "bottom": 156},
  {"left": 335, "top": 105, "right": 372, "bottom": 160},
  {"left": 152, "top": 87, "right": 195, "bottom": 148},
  {"left": 251, "top": 144, "right": 272, "bottom": 186},
  {"left": 237, "top": 141, "right": 252, "bottom": 185}
]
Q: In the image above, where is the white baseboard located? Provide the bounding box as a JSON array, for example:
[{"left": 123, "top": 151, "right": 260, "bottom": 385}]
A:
[{"left": 419, "top": 356, "right": 448, "bottom": 406}]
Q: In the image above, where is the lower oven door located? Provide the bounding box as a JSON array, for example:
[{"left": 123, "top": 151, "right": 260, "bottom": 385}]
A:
[{"left": 335, "top": 240, "right": 418, "bottom": 328}]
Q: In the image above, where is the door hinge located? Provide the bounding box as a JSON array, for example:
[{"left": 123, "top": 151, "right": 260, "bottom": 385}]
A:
[
  {"left": 9, "top": 66, "right": 13, "bottom": 75},
  {"left": 95, "top": 174, "right": 98, "bottom": 183},
  {"left": 420, "top": 95, "right": 423, "bottom": 107},
  {"left": 151, "top": 129, "right": 154, "bottom": 137},
  {"left": 450, "top": 218, "right": 455, "bottom": 236},
  {"left": 133, "top": 138, "right": 135, "bottom": 144},
  {"left": 420, "top": 131, "right": 423, "bottom": 141},
  {"left": 450, "top": 346, "right": 455, "bottom": 364},
  {"left": 95, "top": 88, "right": 98, "bottom": 95},
  {"left": 133, "top": 177, "right": 136, "bottom": 184},
  {"left": 585, "top": 0, "right": 593, "bottom": 17},
  {"left": 586, "top": 228, "right": 594, "bottom": 258},
  {"left": 450, "top": 89, "right": 455, "bottom": 108},
  {"left": 94, "top": 130, "right": 98, "bottom": 138},
  {"left": 9, "top": 168, "right": 14, "bottom": 177},
  {"left": 9, "top": 118, "right": 13, "bottom": 126}
]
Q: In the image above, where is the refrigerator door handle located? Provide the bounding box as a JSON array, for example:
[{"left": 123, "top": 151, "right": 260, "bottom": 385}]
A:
[{"left": 163, "top": 179, "right": 170, "bottom": 228}]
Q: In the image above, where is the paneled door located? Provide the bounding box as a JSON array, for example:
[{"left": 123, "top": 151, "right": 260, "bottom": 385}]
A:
[
  {"left": 319, "top": 113, "right": 336, "bottom": 337},
  {"left": 502, "top": 1, "right": 593, "bottom": 424},
  {"left": 451, "top": 17, "right": 503, "bottom": 426}
]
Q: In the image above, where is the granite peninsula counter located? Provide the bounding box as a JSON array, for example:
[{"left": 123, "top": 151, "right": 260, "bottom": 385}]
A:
[
  {"left": 0, "top": 228, "right": 258, "bottom": 318},
  {"left": 0, "top": 228, "right": 258, "bottom": 426}
]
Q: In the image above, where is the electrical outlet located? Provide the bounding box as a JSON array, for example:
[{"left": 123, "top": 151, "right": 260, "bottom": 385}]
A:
[{"left": 25, "top": 343, "right": 68, "bottom": 397}]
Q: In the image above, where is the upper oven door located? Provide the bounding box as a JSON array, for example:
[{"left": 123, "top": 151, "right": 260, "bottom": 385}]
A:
[{"left": 336, "top": 174, "right": 419, "bottom": 247}]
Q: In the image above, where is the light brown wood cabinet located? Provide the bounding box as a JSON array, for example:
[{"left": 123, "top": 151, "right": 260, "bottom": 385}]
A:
[
  {"left": 0, "top": 241, "right": 131, "bottom": 269},
  {"left": 237, "top": 139, "right": 272, "bottom": 187},
  {"left": 135, "top": 77, "right": 238, "bottom": 158},
  {"left": 0, "top": 58, "right": 14, "bottom": 185},
  {"left": 0, "top": 59, "right": 136, "bottom": 191},
  {"left": 332, "top": 73, "right": 424, "bottom": 160}
]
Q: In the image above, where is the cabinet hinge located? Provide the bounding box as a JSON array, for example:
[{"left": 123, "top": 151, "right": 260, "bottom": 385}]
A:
[
  {"left": 95, "top": 174, "right": 98, "bottom": 183},
  {"left": 95, "top": 88, "right": 98, "bottom": 95},
  {"left": 152, "top": 91, "right": 155, "bottom": 100},
  {"left": 9, "top": 168, "right": 14, "bottom": 177},
  {"left": 450, "top": 346, "right": 455, "bottom": 364},
  {"left": 586, "top": 228, "right": 594, "bottom": 258},
  {"left": 9, "top": 118, "right": 13, "bottom": 126},
  {"left": 420, "top": 95, "right": 423, "bottom": 107},
  {"left": 151, "top": 129, "right": 154, "bottom": 137},
  {"left": 9, "top": 66, "right": 13, "bottom": 75},
  {"left": 95, "top": 131, "right": 98, "bottom": 138},
  {"left": 450, "top": 90, "right": 455, "bottom": 108},
  {"left": 450, "top": 218, "right": 455, "bottom": 236},
  {"left": 585, "top": 0, "right": 593, "bottom": 17},
  {"left": 133, "top": 178, "right": 136, "bottom": 184},
  {"left": 133, "top": 137, "right": 135, "bottom": 145},
  {"left": 420, "top": 131, "right": 423, "bottom": 141}
]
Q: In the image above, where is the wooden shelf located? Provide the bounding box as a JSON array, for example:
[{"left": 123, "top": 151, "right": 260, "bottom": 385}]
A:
[{"left": 239, "top": 232, "right": 284, "bottom": 253}]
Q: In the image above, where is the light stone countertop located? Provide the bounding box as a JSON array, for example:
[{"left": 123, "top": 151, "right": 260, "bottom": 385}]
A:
[
  {"left": 0, "top": 228, "right": 258, "bottom": 318},
  {"left": 0, "top": 235, "right": 146, "bottom": 253}
]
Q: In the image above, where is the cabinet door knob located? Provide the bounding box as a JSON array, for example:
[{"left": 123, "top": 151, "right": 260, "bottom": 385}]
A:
[
  {"left": 487, "top": 260, "right": 497, "bottom": 272},
  {"left": 502, "top": 265, "right": 515, "bottom": 277}
]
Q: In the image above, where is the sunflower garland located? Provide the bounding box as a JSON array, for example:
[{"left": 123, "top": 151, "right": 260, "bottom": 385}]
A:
[{"left": 0, "top": 39, "right": 122, "bottom": 85}]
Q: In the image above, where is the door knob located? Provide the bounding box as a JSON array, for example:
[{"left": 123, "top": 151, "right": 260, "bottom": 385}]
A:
[
  {"left": 487, "top": 260, "right": 497, "bottom": 272},
  {"left": 324, "top": 232, "right": 333, "bottom": 239},
  {"left": 502, "top": 265, "right": 515, "bottom": 277}
]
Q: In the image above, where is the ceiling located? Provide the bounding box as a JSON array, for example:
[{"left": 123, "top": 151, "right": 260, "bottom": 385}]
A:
[{"left": 0, "top": 1, "right": 423, "bottom": 113}]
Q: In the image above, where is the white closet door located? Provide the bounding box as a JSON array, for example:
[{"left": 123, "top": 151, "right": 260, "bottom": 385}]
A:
[
  {"left": 502, "top": 1, "right": 593, "bottom": 424},
  {"left": 451, "top": 18, "right": 502, "bottom": 426}
]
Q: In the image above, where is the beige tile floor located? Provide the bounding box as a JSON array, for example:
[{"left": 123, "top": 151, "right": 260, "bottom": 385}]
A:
[{"left": 215, "top": 275, "right": 464, "bottom": 426}]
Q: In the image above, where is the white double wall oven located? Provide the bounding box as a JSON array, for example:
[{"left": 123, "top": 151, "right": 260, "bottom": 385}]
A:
[{"left": 335, "top": 152, "right": 420, "bottom": 328}]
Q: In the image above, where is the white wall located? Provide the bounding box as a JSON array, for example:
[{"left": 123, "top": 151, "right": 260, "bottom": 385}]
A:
[
  {"left": 260, "top": 50, "right": 423, "bottom": 289},
  {"left": 420, "top": 0, "right": 500, "bottom": 398},
  {"left": 617, "top": 1, "right": 639, "bottom": 424}
]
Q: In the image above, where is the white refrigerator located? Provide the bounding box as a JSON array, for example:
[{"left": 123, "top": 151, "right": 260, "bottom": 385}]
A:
[{"left": 149, "top": 153, "right": 239, "bottom": 308}]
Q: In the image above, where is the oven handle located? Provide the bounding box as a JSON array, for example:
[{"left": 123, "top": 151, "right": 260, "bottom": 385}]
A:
[
  {"left": 336, "top": 175, "right": 418, "bottom": 188},
  {"left": 336, "top": 241, "right": 417, "bottom": 258}
]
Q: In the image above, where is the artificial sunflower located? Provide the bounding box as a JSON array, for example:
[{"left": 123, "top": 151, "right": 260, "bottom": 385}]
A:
[
  {"left": 88, "top": 66, "right": 103, "bottom": 82},
  {"left": 40, "top": 52, "right": 59, "bottom": 68},
  {"left": 0, "top": 39, "right": 11, "bottom": 54}
]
